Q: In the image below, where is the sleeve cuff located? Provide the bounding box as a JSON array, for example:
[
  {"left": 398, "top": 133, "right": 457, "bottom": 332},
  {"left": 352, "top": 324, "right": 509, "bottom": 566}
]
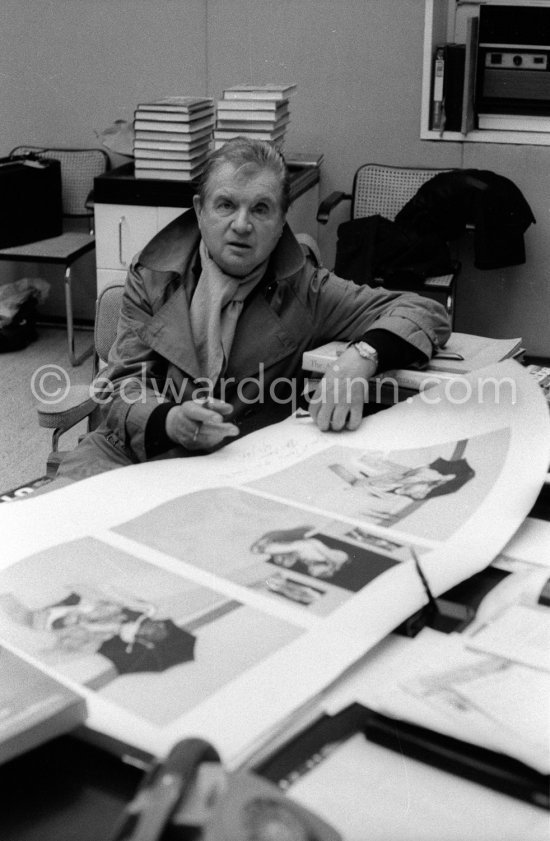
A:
[
  {"left": 143, "top": 402, "right": 176, "bottom": 459},
  {"left": 361, "top": 329, "right": 427, "bottom": 372}
]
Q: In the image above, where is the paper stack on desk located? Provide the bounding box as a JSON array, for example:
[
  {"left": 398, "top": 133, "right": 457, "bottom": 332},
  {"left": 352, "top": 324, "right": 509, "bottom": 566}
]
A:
[
  {"left": 0, "top": 361, "right": 548, "bottom": 770},
  {"left": 316, "top": 521, "right": 550, "bottom": 787},
  {"left": 361, "top": 613, "right": 550, "bottom": 777},
  {"left": 302, "top": 332, "right": 523, "bottom": 396}
]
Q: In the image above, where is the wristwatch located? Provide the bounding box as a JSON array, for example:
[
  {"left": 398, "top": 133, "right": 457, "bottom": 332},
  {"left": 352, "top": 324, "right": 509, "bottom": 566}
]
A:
[{"left": 352, "top": 341, "right": 379, "bottom": 370}]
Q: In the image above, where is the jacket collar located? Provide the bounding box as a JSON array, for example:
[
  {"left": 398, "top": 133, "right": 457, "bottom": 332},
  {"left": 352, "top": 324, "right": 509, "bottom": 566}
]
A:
[
  {"left": 135, "top": 208, "right": 306, "bottom": 379},
  {"left": 138, "top": 206, "right": 306, "bottom": 281}
]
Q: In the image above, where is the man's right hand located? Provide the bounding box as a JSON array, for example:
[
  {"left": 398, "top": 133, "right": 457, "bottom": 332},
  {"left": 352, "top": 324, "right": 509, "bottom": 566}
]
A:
[{"left": 165, "top": 398, "right": 239, "bottom": 451}]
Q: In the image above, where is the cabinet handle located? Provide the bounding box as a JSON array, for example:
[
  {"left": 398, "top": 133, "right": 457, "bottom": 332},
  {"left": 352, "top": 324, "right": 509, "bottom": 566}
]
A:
[{"left": 118, "top": 216, "right": 126, "bottom": 266}]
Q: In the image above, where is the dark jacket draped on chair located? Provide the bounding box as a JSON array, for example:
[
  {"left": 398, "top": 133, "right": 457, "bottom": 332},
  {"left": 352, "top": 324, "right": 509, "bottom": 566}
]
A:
[{"left": 334, "top": 169, "right": 536, "bottom": 289}]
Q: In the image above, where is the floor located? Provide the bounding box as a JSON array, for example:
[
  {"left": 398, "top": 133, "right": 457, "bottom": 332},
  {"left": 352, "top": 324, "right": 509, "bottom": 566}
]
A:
[{"left": 0, "top": 325, "right": 93, "bottom": 492}]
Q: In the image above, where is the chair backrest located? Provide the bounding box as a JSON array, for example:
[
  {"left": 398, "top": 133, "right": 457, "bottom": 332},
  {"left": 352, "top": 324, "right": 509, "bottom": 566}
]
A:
[
  {"left": 10, "top": 145, "right": 110, "bottom": 217},
  {"left": 94, "top": 282, "right": 124, "bottom": 367},
  {"left": 352, "top": 163, "right": 453, "bottom": 221}
]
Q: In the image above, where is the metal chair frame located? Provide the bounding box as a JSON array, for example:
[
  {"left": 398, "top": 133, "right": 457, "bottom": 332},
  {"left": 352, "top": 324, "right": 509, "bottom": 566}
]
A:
[
  {"left": 37, "top": 282, "right": 124, "bottom": 476},
  {"left": 0, "top": 145, "right": 110, "bottom": 365},
  {"left": 317, "top": 163, "right": 460, "bottom": 322}
]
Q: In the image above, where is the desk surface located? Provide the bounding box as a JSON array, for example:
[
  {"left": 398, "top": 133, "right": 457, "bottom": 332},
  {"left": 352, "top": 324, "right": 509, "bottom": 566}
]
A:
[
  {"left": 2, "top": 492, "right": 548, "bottom": 841},
  {"left": 1, "top": 379, "right": 548, "bottom": 840},
  {"left": 0, "top": 736, "right": 141, "bottom": 841},
  {"left": 2, "top": 728, "right": 548, "bottom": 841},
  {"left": 291, "top": 732, "right": 550, "bottom": 841}
]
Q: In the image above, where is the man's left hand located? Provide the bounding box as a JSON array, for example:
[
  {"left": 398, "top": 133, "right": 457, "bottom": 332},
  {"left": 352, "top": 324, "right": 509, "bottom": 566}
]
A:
[{"left": 308, "top": 346, "right": 377, "bottom": 432}]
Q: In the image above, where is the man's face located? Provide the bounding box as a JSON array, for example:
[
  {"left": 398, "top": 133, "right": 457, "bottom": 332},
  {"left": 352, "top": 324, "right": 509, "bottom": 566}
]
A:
[{"left": 193, "top": 162, "right": 285, "bottom": 277}]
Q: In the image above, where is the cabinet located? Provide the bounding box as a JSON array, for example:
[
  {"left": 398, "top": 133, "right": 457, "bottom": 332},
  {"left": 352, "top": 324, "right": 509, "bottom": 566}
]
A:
[
  {"left": 422, "top": 0, "right": 550, "bottom": 145},
  {"left": 94, "top": 164, "right": 320, "bottom": 295},
  {"left": 95, "top": 203, "right": 184, "bottom": 293}
]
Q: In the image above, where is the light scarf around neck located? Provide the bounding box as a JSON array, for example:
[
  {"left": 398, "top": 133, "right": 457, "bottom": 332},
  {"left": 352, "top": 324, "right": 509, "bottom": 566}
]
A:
[{"left": 189, "top": 239, "right": 268, "bottom": 383}]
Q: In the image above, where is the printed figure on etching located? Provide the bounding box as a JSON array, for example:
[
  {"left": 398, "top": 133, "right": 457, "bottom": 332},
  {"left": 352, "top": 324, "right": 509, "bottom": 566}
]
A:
[
  {"left": 251, "top": 527, "right": 349, "bottom": 579},
  {"left": 251, "top": 526, "right": 398, "bottom": 593},
  {"left": 0, "top": 588, "right": 196, "bottom": 675},
  {"left": 246, "top": 430, "right": 509, "bottom": 541},
  {"left": 262, "top": 573, "right": 325, "bottom": 606},
  {"left": 329, "top": 443, "right": 475, "bottom": 526},
  {"left": 0, "top": 538, "right": 302, "bottom": 725}
]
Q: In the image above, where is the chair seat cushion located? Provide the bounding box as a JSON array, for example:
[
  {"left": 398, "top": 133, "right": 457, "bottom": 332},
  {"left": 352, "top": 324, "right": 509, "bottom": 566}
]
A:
[{"left": 0, "top": 232, "right": 94, "bottom": 262}]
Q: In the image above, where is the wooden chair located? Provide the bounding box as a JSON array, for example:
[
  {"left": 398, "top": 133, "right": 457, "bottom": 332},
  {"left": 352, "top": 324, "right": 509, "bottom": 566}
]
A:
[{"left": 317, "top": 163, "right": 460, "bottom": 323}]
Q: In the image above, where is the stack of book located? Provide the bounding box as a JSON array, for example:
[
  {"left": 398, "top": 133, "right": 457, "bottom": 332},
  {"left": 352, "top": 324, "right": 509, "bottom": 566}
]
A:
[
  {"left": 284, "top": 151, "right": 324, "bottom": 169},
  {"left": 213, "top": 83, "right": 296, "bottom": 151},
  {"left": 133, "top": 96, "right": 215, "bottom": 181}
]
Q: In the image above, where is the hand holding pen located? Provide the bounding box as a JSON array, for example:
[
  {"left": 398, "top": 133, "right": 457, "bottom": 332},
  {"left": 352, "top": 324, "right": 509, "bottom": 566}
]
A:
[{"left": 165, "top": 396, "right": 239, "bottom": 451}]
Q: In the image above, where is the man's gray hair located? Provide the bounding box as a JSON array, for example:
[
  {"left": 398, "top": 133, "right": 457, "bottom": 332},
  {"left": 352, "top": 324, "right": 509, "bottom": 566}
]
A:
[{"left": 197, "top": 136, "right": 290, "bottom": 213}]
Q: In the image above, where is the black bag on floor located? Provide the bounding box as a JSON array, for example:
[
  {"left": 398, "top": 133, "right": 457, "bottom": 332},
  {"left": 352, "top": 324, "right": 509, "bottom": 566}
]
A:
[
  {"left": 0, "top": 153, "right": 62, "bottom": 248},
  {"left": 0, "top": 295, "right": 38, "bottom": 352},
  {"left": 0, "top": 277, "right": 48, "bottom": 352}
]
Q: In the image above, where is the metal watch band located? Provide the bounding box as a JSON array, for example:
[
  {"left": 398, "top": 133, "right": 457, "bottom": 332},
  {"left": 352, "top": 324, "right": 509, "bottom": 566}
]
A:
[{"left": 352, "top": 341, "right": 379, "bottom": 368}]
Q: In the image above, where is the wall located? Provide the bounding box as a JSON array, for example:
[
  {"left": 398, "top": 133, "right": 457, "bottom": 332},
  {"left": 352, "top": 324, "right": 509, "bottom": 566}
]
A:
[
  {"left": 0, "top": 1, "right": 548, "bottom": 354},
  {"left": 0, "top": 0, "right": 207, "bottom": 320},
  {"left": 454, "top": 142, "right": 550, "bottom": 347},
  {"left": 206, "top": 0, "right": 461, "bottom": 265}
]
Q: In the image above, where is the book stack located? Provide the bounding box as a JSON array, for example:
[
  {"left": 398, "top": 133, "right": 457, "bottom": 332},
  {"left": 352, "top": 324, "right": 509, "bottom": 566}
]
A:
[
  {"left": 133, "top": 96, "right": 215, "bottom": 181},
  {"left": 284, "top": 151, "right": 324, "bottom": 169},
  {"left": 213, "top": 83, "right": 296, "bottom": 151}
]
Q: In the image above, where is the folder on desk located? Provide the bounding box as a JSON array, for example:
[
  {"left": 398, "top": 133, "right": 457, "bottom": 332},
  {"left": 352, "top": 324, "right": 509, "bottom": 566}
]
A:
[
  {"left": 254, "top": 702, "right": 550, "bottom": 810},
  {"left": 255, "top": 515, "right": 550, "bottom": 810}
]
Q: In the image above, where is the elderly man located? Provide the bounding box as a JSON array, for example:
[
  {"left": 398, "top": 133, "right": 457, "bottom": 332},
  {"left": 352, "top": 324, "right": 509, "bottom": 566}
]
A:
[{"left": 58, "top": 137, "right": 450, "bottom": 480}]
